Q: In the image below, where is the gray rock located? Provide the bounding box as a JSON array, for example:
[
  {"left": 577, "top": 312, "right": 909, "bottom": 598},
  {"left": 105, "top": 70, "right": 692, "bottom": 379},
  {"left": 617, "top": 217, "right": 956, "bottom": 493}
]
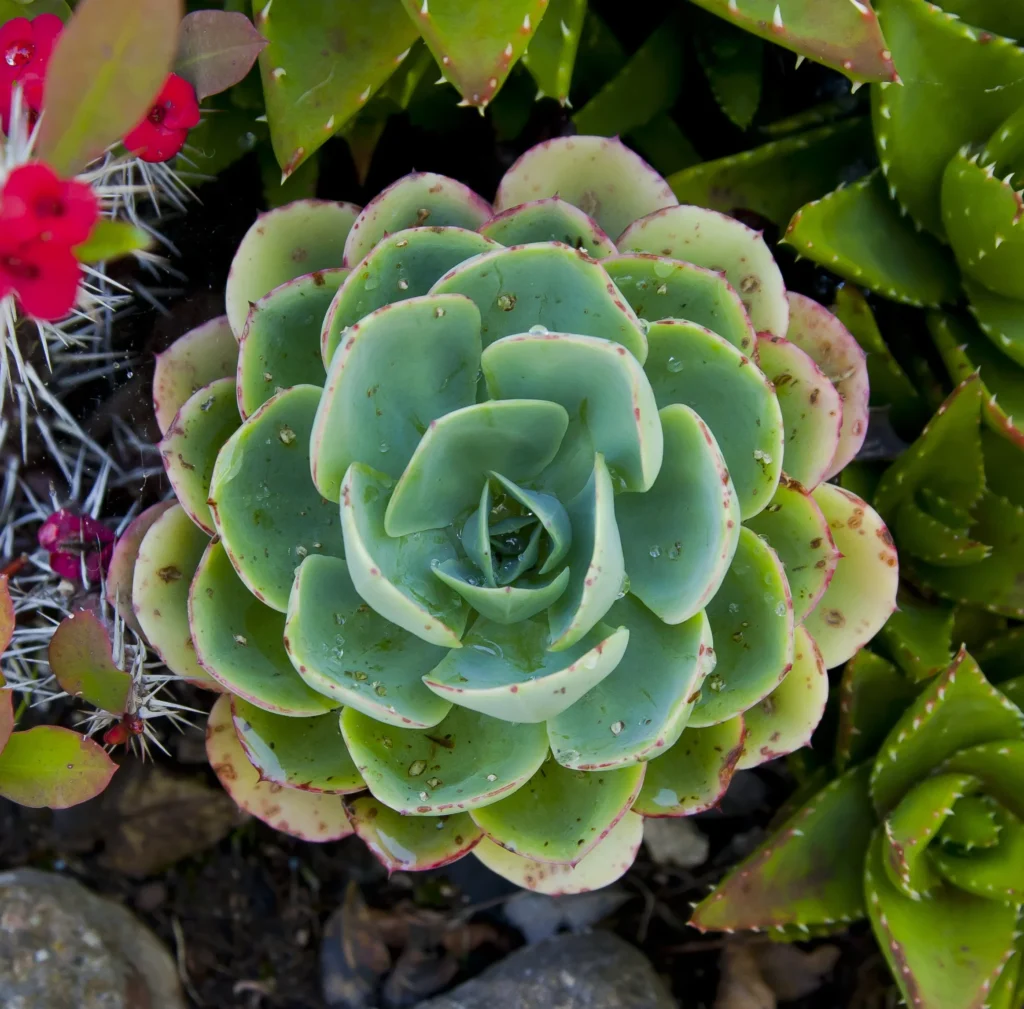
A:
[
  {"left": 415, "top": 930, "right": 676, "bottom": 1009},
  {"left": 0, "top": 868, "right": 186, "bottom": 1009}
]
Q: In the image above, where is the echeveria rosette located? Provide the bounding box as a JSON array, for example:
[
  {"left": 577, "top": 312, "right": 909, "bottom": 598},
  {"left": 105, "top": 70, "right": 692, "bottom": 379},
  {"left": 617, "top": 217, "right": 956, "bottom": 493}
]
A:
[
  {"left": 122, "top": 136, "right": 898, "bottom": 888},
  {"left": 692, "top": 645, "right": 1024, "bottom": 1009}
]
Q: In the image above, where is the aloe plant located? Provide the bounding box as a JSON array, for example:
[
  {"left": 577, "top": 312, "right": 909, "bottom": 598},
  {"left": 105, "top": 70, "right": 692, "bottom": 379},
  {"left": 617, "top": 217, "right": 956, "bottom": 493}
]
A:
[
  {"left": 122, "top": 134, "right": 898, "bottom": 889},
  {"left": 692, "top": 638, "right": 1024, "bottom": 1009}
]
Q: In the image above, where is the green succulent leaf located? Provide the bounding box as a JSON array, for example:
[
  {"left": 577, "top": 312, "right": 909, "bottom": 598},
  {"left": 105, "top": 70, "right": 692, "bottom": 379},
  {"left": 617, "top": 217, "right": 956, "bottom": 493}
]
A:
[
  {"left": 548, "top": 597, "right": 712, "bottom": 769},
  {"left": 472, "top": 810, "right": 643, "bottom": 894},
  {"left": 161, "top": 378, "right": 241, "bottom": 535},
  {"left": 783, "top": 172, "right": 961, "bottom": 308},
  {"left": 632, "top": 715, "right": 745, "bottom": 816},
  {"left": 285, "top": 555, "right": 452, "bottom": 727},
  {"left": 603, "top": 253, "right": 755, "bottom": 355},
  {"left": 941, "top": 740, "right": 1024, "bottom": 821},
  {"left": 132, "top": 504, "right": 217, "bottom": 688},
  {"left": 690, "top": 526, "right": 794, "bottom": 727},
  {"left": 490, "top": 473, "right": 571, "bottom": 576},
  {"left": 312, "top": 294, "right": 482, "bottom": 500},
  {"left": 237, "top": 269, "right": 345, "bottom": 418},
  {"left": 494, "top": 135, "right": 678, "bottom": 243},
  {"left": 669, "top": 119, "right": 873, "bottom": 228},
  {"left": 209, "top": 385, "right": 345, "bottom": 612},
  {"left": 153, "top": 316, "right": 238, "bottom": 437},
  {"left": 431, "top": 243, "right": 648, "bottom": 362},
  {"left": 231, "top": 696, "right": 363, "bottom": 793},
  {"left": 323, "top": 228, "right": 497, "bottom": 365},
  {"left": 423, "top": 617, "right": 628, "bottom": 723},
  {"left": 105, "top": 500, "right": 175, "bottom": 636},
  {"left": 738, "top": 625, "right": 827, "bottom": 770},
  {"left": 344, "top": 173, "right": 491, "bottom": 267},
  {"left": 225, "top": 200, "right": 359, "bottom": 336},
  {"left": 745, "top": 478, "right": 839, "bottom": 622},
  {"left": 479, "top": 198, "right": 615, "bottom": 257},
  {"left": 47, "top": 611, "right": 130, "bottom": 714},
  {"left": 687, "top": 0, "right": 896, "bottom": 83},
  {"left": 471, "top": 757, "right": 645, "bottom": 864},
  {"left": 348, "top": 796, "right": 482, "bottom": 872},
  {"left": 617, "top": 403, "right": 739, "bottom": 624},
  {"left": 692, "top": 764, "right": 875, "bottom": 931},
  {"left": 190, "top": 539, "right": 338, "bottom": 716},
  {"left": 803, "top": 483, "right": 899, "bottom": 670},
  {"left": 341, "top": 703, "right": 548, "bottom": 815},
  {"left": 645, "top": 320, "right": 783, "bottom": 520},
  {"left": 433, "top": 561, "right": 570, "bottom": 625},
  {"left": 339, "top": 464, "right": 468, "bottom": 649},
  {"left": 619, "top": 204, "right": 788, "bottom": 336},
  {"left": 877, "top": 590, "right": 956, "bottom": 682}
]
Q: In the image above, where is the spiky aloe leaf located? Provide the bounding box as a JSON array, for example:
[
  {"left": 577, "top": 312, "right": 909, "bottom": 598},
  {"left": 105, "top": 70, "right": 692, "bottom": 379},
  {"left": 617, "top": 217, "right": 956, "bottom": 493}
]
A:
[
  {"left": 255, "top": 1, "right": 417, "bottom": 178},
  {"left": 519, "top": 0, "right": 585, "bottom": 104},
  {"left": 348, "top": 796, "right": 482, "bottom": 871},
  {"left": 668, "top": 119, "right": 873, "bottom": 227},
  {"left": 693, "top": 12, "right": 763, "bottom": 130},
  {"left": 48, "top": 611, "right": 130, "bottom": 714},
  {"left": 964, "top": 276, "right": 1024, "bottom": 368},
  {"left": 692, "top": 764, "right": 875, "bottom": 931},
  {"left": 473, "top": 810, "right": 644, "bottom": 894},
  {"left": 873, "top": 0, "right": 1024, "bottom": 237},
  {"left": 225, "top": 200, "right": 359, "bottom": 335},
  {"left": 877, "top": 590, "right": 956, "bottom": 682},
  {"left": 687, "top": 0, "right": 896, "bottom": 83},
  {"left": 206, "top": 694, "right": 352, "bottom": 840},
  {"left": 782, "top": 172, "right": 960, "bottom": 308}
]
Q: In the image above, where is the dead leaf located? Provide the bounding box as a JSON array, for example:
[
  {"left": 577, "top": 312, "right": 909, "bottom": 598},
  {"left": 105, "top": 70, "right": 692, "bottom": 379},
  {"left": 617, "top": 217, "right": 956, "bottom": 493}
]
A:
[
  {"left": 715, "top": 941, "right": 841, "bottom": 1009},
  {"left": 381, "top": 920, "right": 459, "bottom": 1008},
  {"left": 321, "top": 881, "right": 391, "bottom": 1008}
]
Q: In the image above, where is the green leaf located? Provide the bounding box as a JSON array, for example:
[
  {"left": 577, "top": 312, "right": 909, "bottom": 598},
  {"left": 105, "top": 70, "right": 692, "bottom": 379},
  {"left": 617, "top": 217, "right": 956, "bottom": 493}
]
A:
[
  {"left": 161, "top": 378, "right": 241, "bottom": 535},
  {"left": 687, "top": 0, "right": 897, "bottom": 83},
  {"left": 73, "top": 219, "right": 153, "bottom": 264},
  {"left": 0, "top": 0, "right": 70, "bottom": 19},
  {"left": 692, "top": 764, "right": 875, "bottom": 931},
  {"left": 472, "top": 810, "right": 643, "bottom": 894},
  {"left": 803, "top": 482, "right": 899, "bottom": 670},
  {"left": 519, "top": 0, "right": 585, "bottom": 104},
  {"left": 190, "top": 539, "right": 338, "bottom": 715},
  {"left": 490, "top": 473, "right": 571, "bottom": 576},
  {"left": 471, "top": 757, "right": 644, "bottom": 864},
  {"left": 633, "top": 716, "right": 745, "bottom": 815},
  {"left": 782, "top": 171, "right": 961, "bottom": 308},
  {"left": 690, "top": 526, "right": 794, "bottom": 727},
  {"left": 431, "top": 243, "right": 648, "bottom": 363},
  {"left": 0, "top": 726, "right": 116, "bottom": 809},
  {"left": 872, "top": 0, "right": 1024, "bottom": 236},
  {"left": 132, "top": 503, "right": 218, "bottom": 687},
  {"left": 965, "top": 276, "right": 1024, "bottom": 369},
  {"left": 255, "top": 0, "right": 418, "bottom": 177},
  {"left": 620, "top": 204, "right": 789, "bottom": 337},
  {"left": 37, "top": 0, "right": 182, "bottom": 175},
  {"left": 47, "top": 611, "right": 131, "bottom": 714},
  {"left": 105, "top": 501, "right": 174, "bottom": 635},
  {"left": 548, "top": 597, "right": 712, "bottom": 769},
  {"left": 423, "top": 617, "right": 628, "bottom": 723},
  {"left": 433, "top": 561, "right": 571, "bottom": 626},
  {"left": 616, "top": 404, "right": 739, "bottom": 624},
  {"left": 231, "top": 696, "right": 363, "bottom": 793},
  {"left": 694, "top": 13, "right": 763, "bottom": 130},
  {"left": 285, "top": 555, "right": 452, "bottom": 728},
  {"left": 494, "top": 135, "right": 678, "bottom": 243},
  {"left": 175, "top": 9, "right": 266, "bottom": 101},
  {"left": 870, "top": 650, "right": 1024, "bottom": 816},
  {"left": 670, "top": 119, "right": 872, "bottom": 228},
  {"left": 206, "top": 694, "right": 352, "bottom": 840},
  {"left": 225, "top": 199, "right": 359, "bottom": 336},
  {"left": 341, "top": 703, "right": 548, "bottom": 815},
  {"left": 312, "top": 294, "right": 481, "bottom": 499},
  {"left": 400, "top": 0, "right": 547, "bottom": 108},
  {"left": 572, "top": 16, "right": 684, "bottom": 138},
  {"left": 942, "top": 740, "right": 1024, "bottom": 821},
  {"left": 478, "top": 198, "right": 615, "bottom": 258},
  {"left": 877, "top": 590, "right": 955, "bottom": 682},
  {"left": 153, "top": 316, "right": 238, "bottom": 436},
  {"left": 348, "top": 796, "right": 482, "bottom": 871},
  {"left": 644, "top": 320, "right": 783, "bottom": 520}
]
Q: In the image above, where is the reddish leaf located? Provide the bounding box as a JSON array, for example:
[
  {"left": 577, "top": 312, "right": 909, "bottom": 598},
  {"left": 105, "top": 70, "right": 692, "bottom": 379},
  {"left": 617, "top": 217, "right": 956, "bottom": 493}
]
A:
[
  {"left": 48, "top": 611, "right": 131, "bottom": 714},
  {"left": 38, "top": 0, "right": 184, "bottom": 175},
  {"left": 0, "top": 691, "right": 14, "bottom": 754},
  {"left": 0, "top": 726, "right": 117, "bottom": 808},
  {"left": 175, "top": 10, "right": 267, "bottom": 101},
  {"left": 0, "top": 574, "right": 13, "bottom": 655}
]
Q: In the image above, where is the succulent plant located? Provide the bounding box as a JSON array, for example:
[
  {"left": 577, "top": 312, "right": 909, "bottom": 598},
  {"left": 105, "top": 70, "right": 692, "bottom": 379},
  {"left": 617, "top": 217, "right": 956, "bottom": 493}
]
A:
[
  {"left": 692, "top": 637, "right": 1024, "bottom": 1009},
  {"left": 119, "top": 134, "right": 898, "bottom": 889}
]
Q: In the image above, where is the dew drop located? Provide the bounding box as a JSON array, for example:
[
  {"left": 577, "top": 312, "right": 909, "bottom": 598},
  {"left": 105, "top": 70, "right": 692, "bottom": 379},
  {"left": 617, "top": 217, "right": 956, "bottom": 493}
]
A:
[
  {"left": 426, "top": 776, "right": 443, "bottom": 789},
  {"left": 334, "top": 613, "right": 346, "bottom": 626},
  {"left": 374, "top": 683, "right": 388, "bottom": 696},
  {"left": 706, "top": 673, "right": 725, "bottom": 693},
  {"left": 379, "top": 442, "right": 390, "bottom": 454},
  {"left": 528, "top": 324, "right": 549, "bottom": 335},
  {"left": 408, "top": 759, "right": 427, "bottom": 777},
  {"left": 397, "top": 279, "right": 409, "bottom": 291},
  {"left": 775, "top": 601, "right": 787, "bottom": 617},
  {"left": 666, "top": 356, "right": 684, "bottom": 373},
  {"left": 395, "top": 239, "right": 409, "bottom": 248},
  {"left": 419, "top": 791, "right": 429, "bottom": 800},
  {"left": 637, "top": 318, "right": 651, "bottom": 335},
  {"left": 486, "top": 773, "right": 498, "bottom": 782},
  {"left": 434, "top": 306, "right": 446, "bottom": 318},
  {"left": 616, "top": 574, "right": 631, "bottom": 599},
  {"left": 364, "top": 275, "right": 380, "bottom": 291},
  {"left": 278, "top": 425, "right": 297, "bottom": 445},
  {"left": 653, "top": 260, "right": 674, "bottom": 279},
  {"left": 381, "top": 736, "right": 393, "bottom": 748},
  {"left": 610, "top": 720, "right": 625, "bottom": 735},
  {"left": 728, "top": 602, "right": 739, "bottom": 614},
  {"left": 649, "top": 545, "right": 662, "bottom": 559}
]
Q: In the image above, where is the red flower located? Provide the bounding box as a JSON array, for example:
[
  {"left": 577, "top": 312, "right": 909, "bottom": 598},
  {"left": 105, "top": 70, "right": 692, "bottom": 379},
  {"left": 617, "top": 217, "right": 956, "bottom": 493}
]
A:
[
  {"left": 0, "top": 162, "right": 98, "bottom": 246},
  {"left": 124, "top": 73, "right": 200, "bottom": 163},
  {"left": 0, "top": 14, "right": 62, "bottom": 133},
  {"left": 38, "top": 510, "right": 115, "bottom": 583},
  {"left": 0, "top": 238, "right": 80, "bottom": 320}
]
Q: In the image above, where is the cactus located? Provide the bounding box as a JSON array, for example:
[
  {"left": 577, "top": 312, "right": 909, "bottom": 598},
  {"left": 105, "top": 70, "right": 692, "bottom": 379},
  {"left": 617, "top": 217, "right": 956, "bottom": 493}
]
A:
[
  {"left": 123, "top": 135, "right": 898, "bottom": 889},
  {"left": 692, "top": 641, "right": 1024, "bottom": 1009}
]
